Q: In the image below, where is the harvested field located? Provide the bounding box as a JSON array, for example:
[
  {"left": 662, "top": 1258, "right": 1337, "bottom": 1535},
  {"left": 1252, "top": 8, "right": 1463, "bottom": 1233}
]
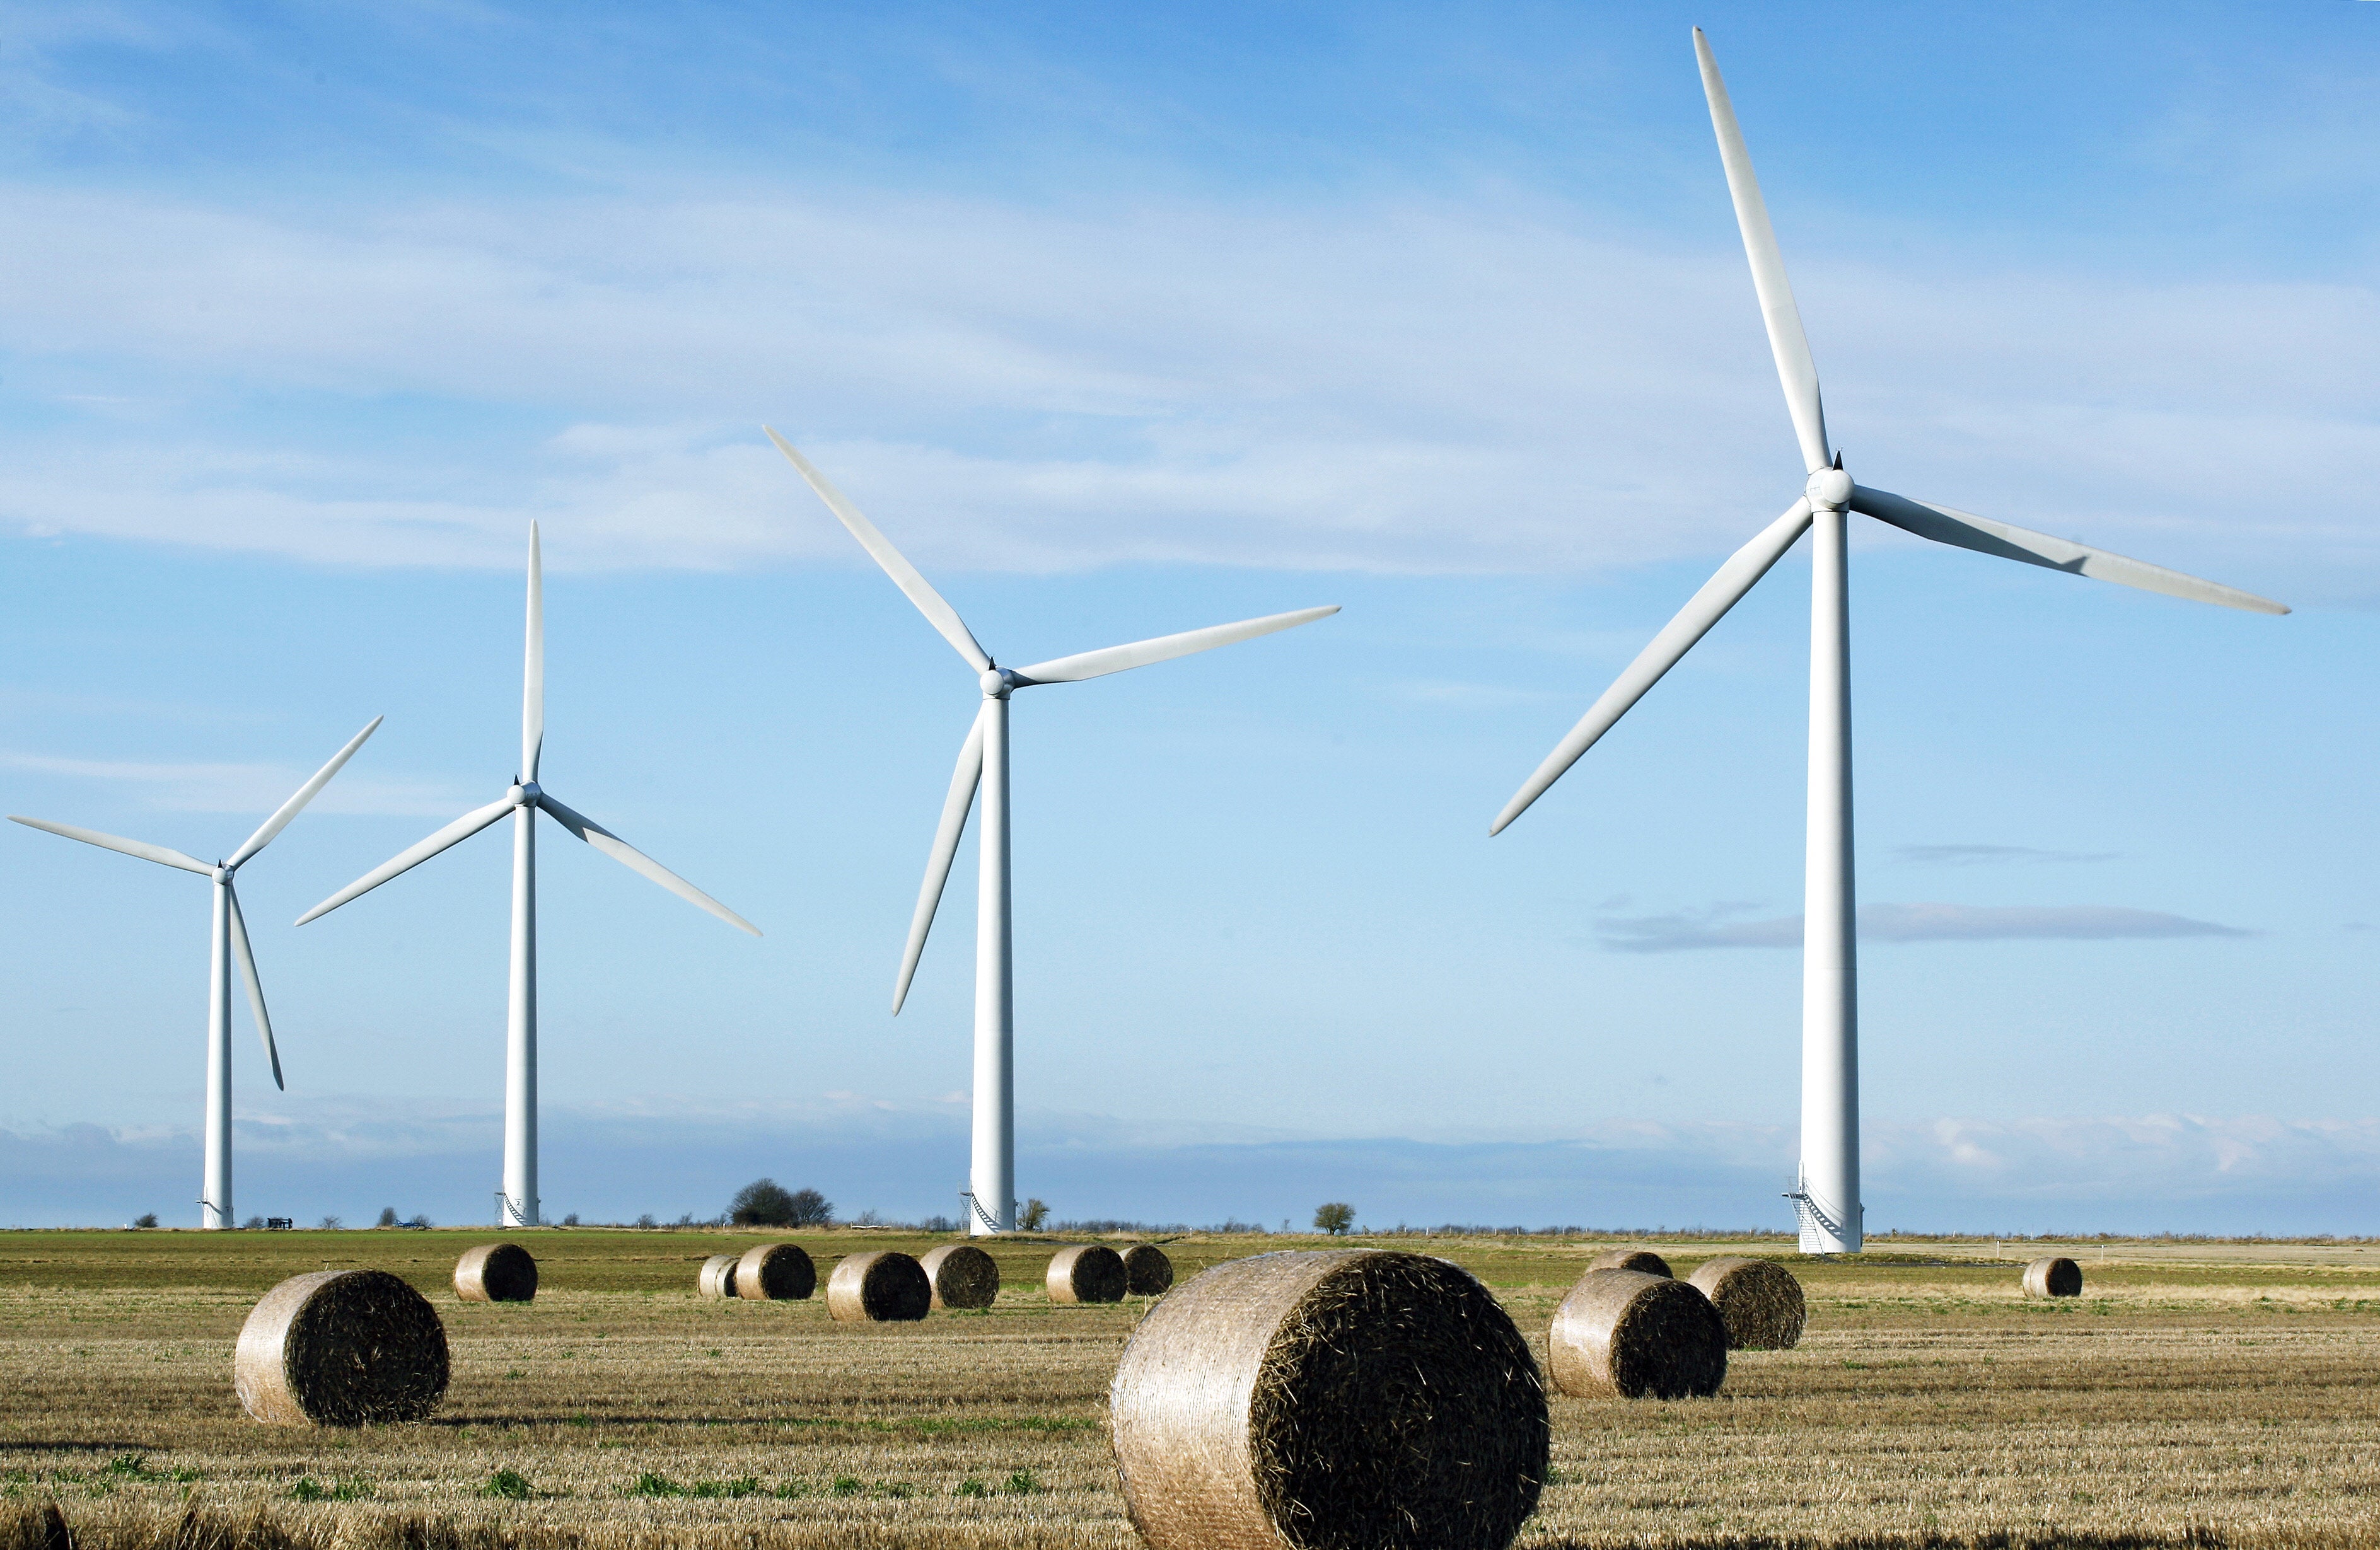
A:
[{"left": 2, "top": 1230, "right": 2378, "bottom": 1548}]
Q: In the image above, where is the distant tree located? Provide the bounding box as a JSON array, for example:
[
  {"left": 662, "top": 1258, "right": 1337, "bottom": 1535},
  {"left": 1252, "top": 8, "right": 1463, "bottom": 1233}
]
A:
[
  {"left": 730, "top": 1179, "right": 833, "bottom": 1228},
  {"left": 1018, "top": 1198, "right": 1050, "bottom": 1231},
  {"left": 730, "top": 1179, "right": 796, "bottom": 1227},
  {"left": 318, "top": 1216, "right": 342, "bottom": 1230},
  {"left": 1313, "top": 1203, "right": 1355, "bottom": 1236},
  {"left": 560, "top": 1213, "right": 580, "bottom": 1227},
  {"left": 406, "top": 1213, "right": 433, "bottom": 1229},
  {"left": 377, "top": 1207, "right": 399, "bottom": 1228},
  {"left": 133, "top": 1213, "right": 158, "bottom": 1229},
  {"left": 635, "top": 1213, "right": 657, "bottom": 1230},
  {"left": 241, "top": 1215, "right": 265, "bottom": 1230}
]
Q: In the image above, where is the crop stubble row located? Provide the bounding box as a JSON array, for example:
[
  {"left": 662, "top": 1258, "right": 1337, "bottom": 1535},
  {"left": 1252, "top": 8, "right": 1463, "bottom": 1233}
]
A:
[{"left": 1, "top": 1234, "right": 2376, "bottom": 1547}]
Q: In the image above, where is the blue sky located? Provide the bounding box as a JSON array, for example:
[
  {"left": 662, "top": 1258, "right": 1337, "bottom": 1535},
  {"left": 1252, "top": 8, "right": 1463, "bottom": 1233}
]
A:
[{"left": 1, "top": 1, "right": 2375, "bottom": 1232}]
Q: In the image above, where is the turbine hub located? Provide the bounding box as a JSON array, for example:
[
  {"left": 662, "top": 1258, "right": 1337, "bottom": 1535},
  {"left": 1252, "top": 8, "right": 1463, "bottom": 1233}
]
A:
[
  {"left": 980, "top": 668, "right": 1014, "bottom": 699},
  {"left": 509, "top": 782, "right": 538, "bottom": 806},
  {"left": 1806, "top": 466, "right": 1854, "bottom": 511}
]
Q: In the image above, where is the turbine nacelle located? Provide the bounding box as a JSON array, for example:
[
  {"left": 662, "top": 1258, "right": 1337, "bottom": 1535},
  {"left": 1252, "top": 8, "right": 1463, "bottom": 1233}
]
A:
[
  {"left": 980, "top": 668, "right": 1017, "bottom": 699},
  {"left": 1805, "top": 464, "right": 1853, "bottom": 512}
]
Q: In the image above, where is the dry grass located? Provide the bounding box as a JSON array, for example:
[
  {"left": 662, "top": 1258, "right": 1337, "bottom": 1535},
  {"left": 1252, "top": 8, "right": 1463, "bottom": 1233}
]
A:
[{"left": 1, "top": 1230, "right": 2377, "bottom": 1548}]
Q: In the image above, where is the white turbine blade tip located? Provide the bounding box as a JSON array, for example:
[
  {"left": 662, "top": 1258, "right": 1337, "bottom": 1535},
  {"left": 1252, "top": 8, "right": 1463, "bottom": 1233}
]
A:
[
  {"left": 763, "top": 427, "right": 993, "bottom": 673},
  {"left": 1011, "top": 604, "right": 1339, "bottom": 686}
]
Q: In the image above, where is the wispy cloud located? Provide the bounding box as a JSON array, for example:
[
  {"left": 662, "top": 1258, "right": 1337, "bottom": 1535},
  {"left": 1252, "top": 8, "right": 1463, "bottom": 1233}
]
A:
[
  {"left": 1894, "top": 843, "right": 2120, "bottom": 866},
  {"left": 1599, "top": 900, "right": 2254, "bottom": 952},
  {"left": 1, "top": 751, "right": 471, "bottom": 818},
  {"left": 0, "top": 176, "right": 2362, "bottom": 594}
]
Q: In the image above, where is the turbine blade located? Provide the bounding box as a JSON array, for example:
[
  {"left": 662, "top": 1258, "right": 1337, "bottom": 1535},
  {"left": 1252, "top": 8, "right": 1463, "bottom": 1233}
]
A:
[
  {"left": 524, "top": 523, "right": 545, "bottom": 781},
  {"left": 227, "top": 715, "right": 386, "bottom": 869},
  {"left": 1850, "top": 486, "right": 2290, "bottom": 616},
  {"left": 763, "top": 428, "right": 992, "bottom": 673},
  {"left": 895, "top": 703, "right": 987, "bottom": 1014},
  {"left": 1009, "top": 605, "right": 1341, "bottom": 686},
  {"left": 8, "top": 816, "right": 212, "bottom": 875},
  {"left": 224, "top": 881, "right": 283, "bottom": 1091},
  {"left": 534, "top": 790, "right": 761, "bottom": 937},
  {"left": 294, "top": 796, "right": 515, "bottom": 924},
  {"left": 1695, "top": 27, "right": 1831, "bottom": 475},
  {"left": 1492, "top": 497, "right": 1814, "bottom": 835}
]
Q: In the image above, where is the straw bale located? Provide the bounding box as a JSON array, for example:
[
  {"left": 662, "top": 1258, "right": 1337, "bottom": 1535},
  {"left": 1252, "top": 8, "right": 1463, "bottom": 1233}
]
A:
[
  {"left": 2024, "top": 1256, "right": 2084, "bottom": 1298},
  {"left": 1046, "top": 1243, "right": 1128, "bottom": 1304},
  {"left": 825, "top": 1251, "right": 931, "bottom": 1322},
  {"left": 1548, "top": 1268, "right": 1726, "bottom": 1399},
  {"left": 919, "top": 1243, "right": 1000, "bottom": 1310},
  {"left": 1122, "top": 1242, "right": 1176, "bottom": 1296},
  {"left": 1587, "top": 1247, "right": 1672, "bottom": 1277},
  {"left": 695, "top": 1254, "right": 739, "bottom": 1300},
  {"left": 1110, "top": 1249, "right": 1547, "bottom": 1550},
  {"left": 233, "top": 1269, "right": 449, "bottom": 1426},
  {"left": 451, "top": 1243, "right": 537, "bottom": 1303},
  {"left": 1686, "top": 1255, "right": 1807, "bottom": 1350},
  {"left": 733, "top": 1242, "right": 816, "bottom": 1300}
]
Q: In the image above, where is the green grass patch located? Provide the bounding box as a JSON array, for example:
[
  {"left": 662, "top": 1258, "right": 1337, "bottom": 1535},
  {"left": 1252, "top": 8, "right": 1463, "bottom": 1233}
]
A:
[{"left": 481, "top": 1469, "right": 532, "bottom": 1501}]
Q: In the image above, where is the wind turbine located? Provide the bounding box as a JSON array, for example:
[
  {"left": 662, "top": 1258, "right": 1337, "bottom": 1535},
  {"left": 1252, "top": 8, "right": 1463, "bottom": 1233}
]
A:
[
  {"left": 11, "top": 718, "right": 383, "bottom": 1229},
  {"left": 296, "top": 523, "right": 758, "bottom": 1228},
  {"left": 1492, "top": 30, "right": 2287, "bottom": 1254},
  {"left": 766, "top": 428, "right": 1337, "bottom": 1235}
]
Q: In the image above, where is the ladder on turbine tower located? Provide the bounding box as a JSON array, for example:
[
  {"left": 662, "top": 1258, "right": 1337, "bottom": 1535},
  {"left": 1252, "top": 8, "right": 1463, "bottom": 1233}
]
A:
[{"left": 1785, "top": 1184, "right": 1858, "bottom": 1252}]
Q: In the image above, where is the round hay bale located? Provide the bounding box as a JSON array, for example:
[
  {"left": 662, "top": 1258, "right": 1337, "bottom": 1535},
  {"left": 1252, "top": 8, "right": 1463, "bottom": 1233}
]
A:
[
  {"left": 1110, "top": 1249, "right": 1546, "bottom": 1550},
  {"left": 452, "top": 1243, "right": 537, "bottom": 1304},
  {"left": 1686, "top": 1256, "right": 1807, "bottom": 1350},
  {"left": 1547, "top": 1268, "right": 1727, "bottom": 1399},
  {"left": 2024, "top": 1256, "right": 2083, "bottom": 1298},
  {"left": 1047, "top": 1243, "right": 1128, "bottom": 1305},
  {"left": 234, "top": 1269, "right": 450, "bottom": 1426},
  {"left": 826, "top": 1251, "right": 931, "bottom": 1323},
  {"left": 734, "top": 1242, "right": 816, "bottom": 1301},
  {"left": 1123, "top": 1242, "right": 1176, "bottom": 1297},
  {"left": 919, "top": 1244, "right": 1001, "bottom": 1310},
  {"left": 1587, "top": 1247, "right": 1672, "bottom": 1278},
  {"left": 696, "top": 1254, "right": 739, "bottom": 1300}
]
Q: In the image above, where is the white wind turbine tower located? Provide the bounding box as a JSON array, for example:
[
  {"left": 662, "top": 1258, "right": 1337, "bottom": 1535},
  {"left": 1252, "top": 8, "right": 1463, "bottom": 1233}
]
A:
[
  {"left": 296, "top": 524, "right": 758, "bottom": 1227},
  {"left": 1493, "top": 29, "right": 2287, "bottom": 1255},
  {"left": 767, "top": 429, "right": 1337, "bottom": 1235},
  {"left": 11, "top": 718, "right": 383, "bottom": 1229}
]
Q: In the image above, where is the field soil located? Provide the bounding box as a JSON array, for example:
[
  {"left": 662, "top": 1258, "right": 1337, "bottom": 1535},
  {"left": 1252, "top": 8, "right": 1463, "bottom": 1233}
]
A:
[{"left": 2, "top": 1229, "right": 2377, "bottom": 1548}]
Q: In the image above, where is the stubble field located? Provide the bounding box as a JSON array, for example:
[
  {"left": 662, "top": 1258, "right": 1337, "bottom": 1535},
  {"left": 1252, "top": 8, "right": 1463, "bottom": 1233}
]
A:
[{"left": 1, "top": 1229, "right": 2376, "bottom": 1549}]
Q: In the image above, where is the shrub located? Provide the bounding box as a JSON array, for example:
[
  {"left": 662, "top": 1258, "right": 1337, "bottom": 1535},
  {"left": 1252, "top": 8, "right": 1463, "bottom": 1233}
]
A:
[
  {"left": 1314, "top": 1203, "right": 1355, "bottom": 1235},
  {"left": 1018, "top": 1198, "right": 1050, "bottom": 1231},
  {"left": 132, "top": 1213, "right": 158, "bottom": 1229}
]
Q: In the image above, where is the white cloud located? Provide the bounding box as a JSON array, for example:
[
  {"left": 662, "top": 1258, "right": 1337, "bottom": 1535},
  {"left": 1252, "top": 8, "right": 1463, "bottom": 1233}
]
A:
[
  {"left": 1598, "top": 900, "right": 2253, "bottom": 951},
  {"left": 0, "top": 178, "right": 2364, "bottom": 593},
  {"left": 1, "top": 751, "right": 473, "bottom": 818},
  {"left": 1893, "top": 843, "right": 2121, "bottom": 866}
]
